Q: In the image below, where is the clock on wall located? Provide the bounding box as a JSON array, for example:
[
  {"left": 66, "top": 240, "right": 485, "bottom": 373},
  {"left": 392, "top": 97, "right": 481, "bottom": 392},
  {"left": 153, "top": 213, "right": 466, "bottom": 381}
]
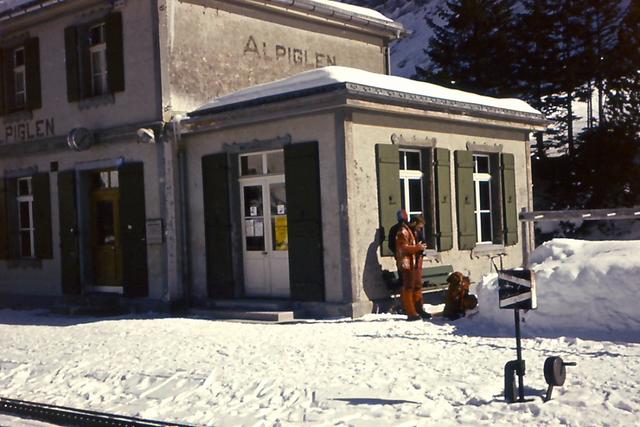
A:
[{"left": 67, "top": 127, "right": 94, "bottom": 151}]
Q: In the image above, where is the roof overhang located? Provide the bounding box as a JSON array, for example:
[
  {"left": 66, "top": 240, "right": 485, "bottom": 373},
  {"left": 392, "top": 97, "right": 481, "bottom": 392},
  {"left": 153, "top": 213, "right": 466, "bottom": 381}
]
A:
[{"left": 185, "top": 82, "right": 549, "bottom": 134}]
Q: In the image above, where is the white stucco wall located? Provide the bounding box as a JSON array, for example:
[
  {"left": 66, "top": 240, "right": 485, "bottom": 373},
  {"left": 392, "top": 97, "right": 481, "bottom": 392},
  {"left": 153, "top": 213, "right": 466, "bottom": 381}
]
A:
[
  {"left": 0, "top": 140, "right": 163, "bottom": 299},
  {"left": 347, "top": 112, "right": 531, "bottom": 302},
  {"left": 0, "top": 0, "right": 160, "bottom": 146},
  {"left": 183, "top": 112, "right": 345, "bottom": 303},
  {"left": 168, "top": 0, "right": 387, "bottom": 113}
]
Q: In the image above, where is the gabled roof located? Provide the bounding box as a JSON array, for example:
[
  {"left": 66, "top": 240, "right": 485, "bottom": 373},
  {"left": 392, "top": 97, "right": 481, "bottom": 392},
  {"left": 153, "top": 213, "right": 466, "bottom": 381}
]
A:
[
  {"left": 190, "top": 66, "right": 545, "bottom": 123},
  {"left": 0, "top": 0, "right": 405, "bottom": 38}
]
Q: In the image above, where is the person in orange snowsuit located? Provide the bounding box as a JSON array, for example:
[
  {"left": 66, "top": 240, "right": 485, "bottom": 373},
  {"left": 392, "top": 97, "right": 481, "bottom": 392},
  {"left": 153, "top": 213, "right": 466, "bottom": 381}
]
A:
[{"left": 394, "top": 213, "right": 430, "bottom": 321}]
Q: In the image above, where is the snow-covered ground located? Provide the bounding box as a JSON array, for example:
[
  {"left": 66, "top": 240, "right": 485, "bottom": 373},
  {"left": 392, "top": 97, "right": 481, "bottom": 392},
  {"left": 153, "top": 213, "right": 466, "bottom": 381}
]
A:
[{"left": 1, "top": 239, "right": 639, "bottom": 426}]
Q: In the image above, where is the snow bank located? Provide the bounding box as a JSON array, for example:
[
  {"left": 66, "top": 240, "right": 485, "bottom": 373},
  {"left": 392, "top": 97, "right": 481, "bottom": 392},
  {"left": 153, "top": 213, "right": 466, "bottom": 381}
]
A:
[
  {"left": 193, "top": 66, "right": 542, "bottom": 116},
  {"left": 475, "top": 239, "right": 640, "bottom": 342}
]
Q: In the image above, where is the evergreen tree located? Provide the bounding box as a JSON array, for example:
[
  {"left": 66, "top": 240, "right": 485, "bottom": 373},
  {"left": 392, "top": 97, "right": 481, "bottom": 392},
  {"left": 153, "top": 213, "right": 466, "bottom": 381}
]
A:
[
  {"left": 514, "top": 0, "right": 564, "bottom": 157},
  {"left": 415, "top": 0, "right": 517, "bottom": 98},
  {"left": 606, "top": 0, "right": 640, "bottom": 131},
  {"left": 579, "top": 0, "right": 623, "bottom": 126}
]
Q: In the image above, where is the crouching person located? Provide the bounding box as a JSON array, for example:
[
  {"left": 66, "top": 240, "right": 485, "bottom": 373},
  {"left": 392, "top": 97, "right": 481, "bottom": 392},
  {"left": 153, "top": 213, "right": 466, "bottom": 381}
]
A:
[
  {"left": 394, "top": 213, "right": 431, "bottom": 321},
  {"left": 443, "top": 272, "right": 478, "bottom": 320}
]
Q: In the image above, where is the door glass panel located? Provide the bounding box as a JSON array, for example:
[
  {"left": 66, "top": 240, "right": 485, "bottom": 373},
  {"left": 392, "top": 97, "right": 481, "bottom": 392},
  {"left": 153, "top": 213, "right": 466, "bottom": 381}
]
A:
[
  {"left": 20, "top": 231, "right": 32, "bottom": 257},
  {"left": 475, "top": 156, "right": 490, "bottom": 174},
  {"left": 241, "top": 154, "right": 263, "bottom": 176},
  {"left": 96, "top": 200, "right": 116, "bottom": 245},
  {"left": 243, "top": 185, "right": 264, "bottom": 251},
  {"left": 266, "top": 152, "right": 285, "bottom": 175},
  {"left": 270, "top": 183, "right": 288, "bottom": 251},
  {"left": 244, "top": 185, "right": 263, "bottom": 217}
]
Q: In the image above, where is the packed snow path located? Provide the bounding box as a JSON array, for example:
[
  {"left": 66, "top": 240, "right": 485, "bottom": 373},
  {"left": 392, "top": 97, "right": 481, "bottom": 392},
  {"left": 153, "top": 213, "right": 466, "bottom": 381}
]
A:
[
  {"left": 0, "top": 312, "right": 638, "bottom": 426},
  {"left": 0, "top": 239, "right": 639, "bottom": 426}
]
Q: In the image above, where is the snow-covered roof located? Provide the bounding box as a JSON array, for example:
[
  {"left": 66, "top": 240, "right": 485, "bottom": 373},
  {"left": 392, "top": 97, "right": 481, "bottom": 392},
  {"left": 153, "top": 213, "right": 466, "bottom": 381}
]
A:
[
  {"left": 0, "top": 0, "right": 403, "bottom": 37},
  {"left": 192, "top": 66, "right": 544, "bottom": 120},
  {"left": 0, "top": 0, "right": 32, "bottom": 14},
  {"left": 309, "top": 0, "right": 394, "bottom": 23}
]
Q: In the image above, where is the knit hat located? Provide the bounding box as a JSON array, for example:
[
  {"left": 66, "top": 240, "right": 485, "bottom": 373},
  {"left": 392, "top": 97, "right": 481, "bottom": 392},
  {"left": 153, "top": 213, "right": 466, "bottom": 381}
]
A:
[{"left": 396, "top": 209, "right": 408, "bottom": 223}]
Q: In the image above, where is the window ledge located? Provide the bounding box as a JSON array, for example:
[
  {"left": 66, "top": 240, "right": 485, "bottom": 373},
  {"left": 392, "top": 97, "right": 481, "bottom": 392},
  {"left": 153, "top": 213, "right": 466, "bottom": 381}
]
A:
[
  {"left": 471, "top": 244, "right": 506, "bottom": 258},
  {"left": 4, "top": 109, "right": 33, "bottom": 123},
  {"left": 422, "top": 250, "right": 442, "bottom": 263},
  {"left": 7, "top": 258, "right": 43, "bottom": 269},
  {"left": 78, "top": 93, "right": 115, "bottom": 110}
]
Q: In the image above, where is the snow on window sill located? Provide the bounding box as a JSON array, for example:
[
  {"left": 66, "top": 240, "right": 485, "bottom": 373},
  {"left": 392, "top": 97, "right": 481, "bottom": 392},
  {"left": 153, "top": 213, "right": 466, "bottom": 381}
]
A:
[
  {"left": 78, "top": 93, "right": 115, "bottom": 110},
  {"left": 471, "top": 244, "right": 506, "bottom": 258}
]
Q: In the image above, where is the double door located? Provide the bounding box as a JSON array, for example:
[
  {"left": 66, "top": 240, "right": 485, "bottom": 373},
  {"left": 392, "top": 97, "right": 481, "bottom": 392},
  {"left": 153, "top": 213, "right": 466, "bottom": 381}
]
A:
[{"left": 240, "top": 176, "right": 290, "bottom": 297}]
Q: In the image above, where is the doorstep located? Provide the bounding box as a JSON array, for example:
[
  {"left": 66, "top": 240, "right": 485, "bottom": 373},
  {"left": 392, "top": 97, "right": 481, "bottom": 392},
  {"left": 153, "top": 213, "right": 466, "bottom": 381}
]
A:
[{"left": 188, "top": 308, "right": 295, "bottom": 323}]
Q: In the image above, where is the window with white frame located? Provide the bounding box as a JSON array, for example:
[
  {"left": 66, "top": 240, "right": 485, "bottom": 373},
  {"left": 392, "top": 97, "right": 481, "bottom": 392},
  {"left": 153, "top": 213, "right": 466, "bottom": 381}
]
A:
[
  {"left": 399, "top": 149, "right": 424, "bottom": 221},
  {"left": 89, "top": 23, "right": 108, "bottom": 96},
  {"left": 16, "top": 177, "right": 35, "bottom": 258},
  {"left": 13, "top": 47, "right": 26, "bottom": 108},
  {"left": 473, "top": 154, "right": 493, "bottom": 243}
]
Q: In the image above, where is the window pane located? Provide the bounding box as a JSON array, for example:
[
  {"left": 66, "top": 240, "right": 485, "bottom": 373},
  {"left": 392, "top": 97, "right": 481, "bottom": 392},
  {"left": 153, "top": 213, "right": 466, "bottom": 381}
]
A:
[
  {"left": 20, "top": 230, "right": 32, "bottom": 257},
  {"left": 98, "top": 172, "right": 109, "bottom": 188},
  {"left": 240, "top": 154, "right": 262, "bottom": 176},
  {"left": 15, "top": 72, "right": 25, "bottom": 91},
  {"left": 475, "top": 156, "right": 490, "bottom": 174},
  {"left": 18, "top": 179, "right": 31, "bottom": 196},
  {"left": 480, "top": 212, "right": 492, "bottom": 242},
  {"left": 14, "top": 48, "right": 24, "bottom": 67},
  {"left": 405, "top": 152, "right": 421, "bottom": 170},
  {"left": 408, "top": 179, "right": 422, "bottom": 214},
  {"left": 110, "top": 171, "right": 119, "bottom": 188},
  {"left": 95, "top": 201, "right": 116, "bottom": 245},
  {"left": 270, "top": 183, "right": 286, "bottom": 216},
  {"left": 266, "top": 152, "right": 284, "bottom": 174},
  {"left": 19, "top": 201, "right": 31, "bottom": 228},
  {"left": 479, "top": 181, "right": 491, "bottom": 210},
  {"left": 243, "top": 185, "right": 263, "bottom": 217},
  {"left": 400, "top": 179, "right": 406, "bottom": 210},
  {"left": 90, "top": 25, "right": 104, "bottom": 46},
  {"left": 398, "top": 151, "right": 404, "bottom": 169}
]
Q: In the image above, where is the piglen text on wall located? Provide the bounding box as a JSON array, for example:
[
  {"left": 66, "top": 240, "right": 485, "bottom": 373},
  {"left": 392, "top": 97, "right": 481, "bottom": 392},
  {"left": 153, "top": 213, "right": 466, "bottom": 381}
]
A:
[
  {"left": 243, "top": 36, "right": 337, "bottom": 67},
  {"left": 3, "top": 118, "right": 55, "bottom": 144}
]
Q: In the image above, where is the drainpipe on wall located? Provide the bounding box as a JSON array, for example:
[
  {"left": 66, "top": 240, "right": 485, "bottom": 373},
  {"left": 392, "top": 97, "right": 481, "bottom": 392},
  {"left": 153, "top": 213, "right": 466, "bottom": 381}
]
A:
[{"left": 171, "top": 115, "right": 191, "bottom": 308}]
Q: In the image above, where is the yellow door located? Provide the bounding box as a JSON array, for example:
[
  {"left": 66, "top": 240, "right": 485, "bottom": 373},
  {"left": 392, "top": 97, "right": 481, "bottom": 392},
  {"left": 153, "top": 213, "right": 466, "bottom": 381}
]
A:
[{"left": 91, "top": 189, "right": 122, "bottom": 287}]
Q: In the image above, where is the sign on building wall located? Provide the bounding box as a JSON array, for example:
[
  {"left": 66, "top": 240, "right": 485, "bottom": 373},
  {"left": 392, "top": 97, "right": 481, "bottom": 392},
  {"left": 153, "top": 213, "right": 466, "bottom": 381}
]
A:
[
  {"left": 2, "top": 118, "right": 55, "bottom": 144},
  {"left": 243, "top": 36, "right": 337, "bottom": 68}
]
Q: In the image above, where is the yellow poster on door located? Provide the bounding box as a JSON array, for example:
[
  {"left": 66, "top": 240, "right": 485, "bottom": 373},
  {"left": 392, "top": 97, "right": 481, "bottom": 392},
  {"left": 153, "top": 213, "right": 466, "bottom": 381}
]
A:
[{"left": 274, "top": 216, "right": 288, "bottom": 251}]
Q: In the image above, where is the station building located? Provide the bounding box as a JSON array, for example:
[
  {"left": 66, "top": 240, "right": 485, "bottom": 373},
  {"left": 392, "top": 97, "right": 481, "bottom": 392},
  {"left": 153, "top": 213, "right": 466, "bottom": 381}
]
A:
[{"left": 0, "top": 0, "right": 546, "bottom": 317}]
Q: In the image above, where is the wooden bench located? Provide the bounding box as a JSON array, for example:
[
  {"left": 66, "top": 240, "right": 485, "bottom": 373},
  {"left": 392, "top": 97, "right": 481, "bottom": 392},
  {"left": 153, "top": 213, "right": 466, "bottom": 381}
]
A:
[{"left": 382, "top": 265, "right": 454, "bottom": 312}]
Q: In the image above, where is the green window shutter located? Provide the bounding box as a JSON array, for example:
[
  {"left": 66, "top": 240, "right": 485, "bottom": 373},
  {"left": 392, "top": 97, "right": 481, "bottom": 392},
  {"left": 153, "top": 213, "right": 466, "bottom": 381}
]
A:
[
  {"left": 3, "top": 47, "right": 15, "bottom": 112},
  {"left": 32, "top": 172, "right": 52, "bottom": 259},
  {"left": 0, "top": 49, "right": 6, "bottom": 116},
  {"left": 25, "top": 37, "right": 42, "bottom": 111},
  {"left": 58, "top": 170, "right": 81, "bottom": 295},
  {"left": 455, "top": 150, "right": 477, "bottom": 250},
  {"left": 375, "top": 144, "right": 400, "bottom": 257},
  {"left": 0, "top": 178, "right": 8, "bottom": 259},
  {"left": 501, "top": 153, "right": 518, "bottom": 246},
  {"left": 285, "top": 141, "right": 325, "bottom": 301},
  {"left": 106, "top": 12, "right": 125, "bottom": 93},
  {"left": 64, "top": 26, "right": 81, "bottom": 102},
  {"left": 6, "top": 178, "right": 19, "bottom": 259},
  {"left": 119, "top": 162, "right": 148, "bottom": 297},
  {"left": 435, "top": 148, "right": 453, "bottom": 251},
  {"left": 202, "top": 153, "right": 235, "bottom": 298}
]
